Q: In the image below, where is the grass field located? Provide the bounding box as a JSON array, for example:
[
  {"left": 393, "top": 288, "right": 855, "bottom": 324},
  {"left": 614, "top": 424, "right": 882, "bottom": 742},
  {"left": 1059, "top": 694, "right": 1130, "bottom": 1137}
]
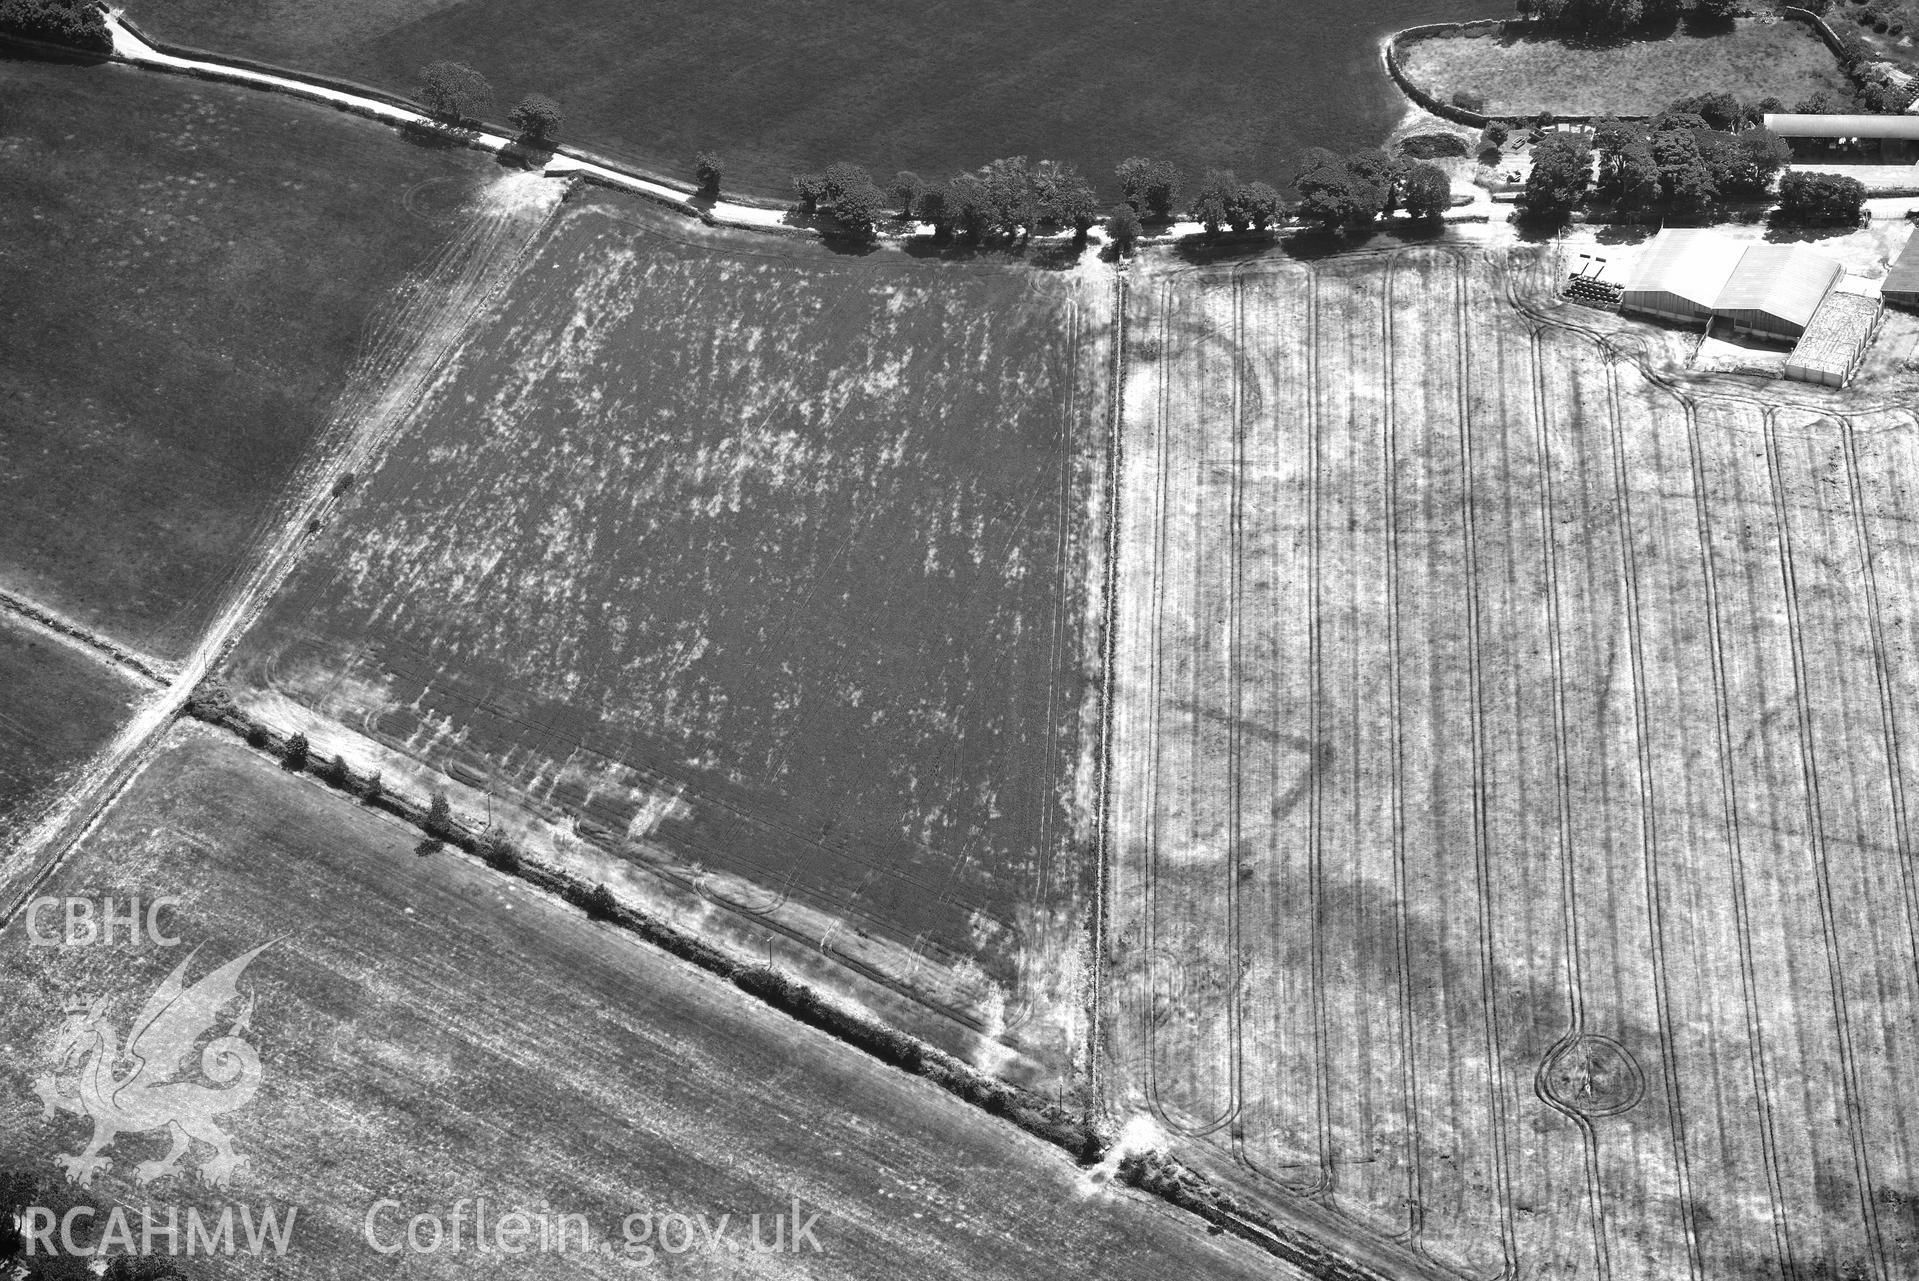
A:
[
  {"left": 1398, "top": 17, "right": 1853, "bottom": 117},
  {"left": 0, "top": 54, "right": 498, "bottom": 659},
  {"left": 1101, "top": 246, "right": 1919, "bottom": 1281},
  {"left": 0, "top": 617, "right": 146, "bottom": 832},
  {"left": 225, "top": 200, "right": 1109, "bottom": 1074},
  {"left": 123, "top": 0, "right": 1486, "bottom": 200},
  {"left": 0, "top": 727, "right": 1297, "bottom": 1279}
]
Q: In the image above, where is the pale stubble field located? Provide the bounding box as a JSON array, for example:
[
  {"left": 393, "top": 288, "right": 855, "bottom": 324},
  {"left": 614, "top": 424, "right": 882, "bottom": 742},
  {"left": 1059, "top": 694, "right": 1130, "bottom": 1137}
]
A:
[{"left": 1101, "top": 244, "right": 1919, "bottom": 1281}]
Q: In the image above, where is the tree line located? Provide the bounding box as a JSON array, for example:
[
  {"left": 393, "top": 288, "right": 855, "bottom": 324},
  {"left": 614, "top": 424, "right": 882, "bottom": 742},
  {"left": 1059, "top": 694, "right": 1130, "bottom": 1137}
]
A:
[
  {"left": 1517, "top": 0, "right": 1743, "bottom": 38},
  {"left": 782, "top": 149, "right": 1455, "bottom": 246},
  {"left": 1515, "top": 98, "right": 1859, "bottom": 225}
]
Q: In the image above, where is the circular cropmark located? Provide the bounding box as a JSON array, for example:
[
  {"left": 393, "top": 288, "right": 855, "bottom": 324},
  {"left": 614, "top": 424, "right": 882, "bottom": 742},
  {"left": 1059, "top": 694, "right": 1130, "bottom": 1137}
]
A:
[
  {"left": 400, "top": 175, "right": 476, "bottom": 225},
  {"left": 1538, "top": 1034, "right": 1645, "bottom": 1118}
]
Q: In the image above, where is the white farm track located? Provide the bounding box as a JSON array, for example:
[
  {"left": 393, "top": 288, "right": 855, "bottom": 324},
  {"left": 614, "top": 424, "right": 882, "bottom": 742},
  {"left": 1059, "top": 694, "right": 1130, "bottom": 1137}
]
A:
[
  {"left": 0, "top": 170, "right": 563, "bottom": 918},
  {"left": 1101, "top": 243, "right": 1919, "bottom": 1281}
]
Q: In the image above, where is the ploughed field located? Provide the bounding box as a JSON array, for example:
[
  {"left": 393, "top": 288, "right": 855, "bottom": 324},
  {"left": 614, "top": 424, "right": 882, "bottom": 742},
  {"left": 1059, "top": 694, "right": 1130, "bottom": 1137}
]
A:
[
  {"left": 230, "top": 202, "right": 1108, "bottom": 1074},
  {"left": 0, "top": 55, "right": 497, "bottom": 660},
  {"left": 0, "top": 727, "right": 1295, "bottom": 1280},
  {"left": 123, "top": 0, "right": 1485, "bottom": 200},
  {"left": 1103, "top": 246, "right": 1919, "bottom": 1281}
]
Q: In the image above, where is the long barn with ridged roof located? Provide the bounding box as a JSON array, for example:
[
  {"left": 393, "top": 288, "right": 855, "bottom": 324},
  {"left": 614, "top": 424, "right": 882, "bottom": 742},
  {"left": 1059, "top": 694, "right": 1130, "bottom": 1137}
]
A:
[{"left": 1619, "top": 228, "right": 1844, "bottom": 339}]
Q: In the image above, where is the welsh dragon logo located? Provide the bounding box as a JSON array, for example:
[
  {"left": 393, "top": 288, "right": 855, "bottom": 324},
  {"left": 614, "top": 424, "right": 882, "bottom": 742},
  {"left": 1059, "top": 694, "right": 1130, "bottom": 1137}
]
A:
[{"left": 33, "top": 943, "right": 272, "bottom": 1191}]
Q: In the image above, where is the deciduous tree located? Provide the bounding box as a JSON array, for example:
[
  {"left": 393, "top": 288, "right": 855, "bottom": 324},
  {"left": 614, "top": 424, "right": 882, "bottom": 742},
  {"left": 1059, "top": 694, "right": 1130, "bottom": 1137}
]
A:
[
  {"left": 417, "top": 61, "right": 493, "bottom": 125},
  {"left": 1105, "top": 205, "right": 1143, "bottom": 252},
  {"left": 1777, "top": 170, "right": 1867, "bottom": 224},
  {"left": 892, "top": 170, "right": 928, "bottom": 220},
  {"left": 792, "top": 172, "right": 827, "bottom": 216},
  {"left": 915, "top": 184, "right": 949, "bottom": 236},
  {"left": 1401, "top": 162, "right": 1452, "bottom": 218},
  {"left": 822, "top": 162, "right": 873, "bottom": 205},
  {"left": 508, "top": 93, "right": 562, "bottom": 145},
  {"left": 1116, "top": 156, "right": 1183, "bottom": 221},
  {"left": 1236, "top": 181, "right": 1284, "bottom": 230},
  {"left": 425, "top": 790, "right": 453, "bottom": 840},
  {"left": 1048, "top": 172, "right": 1101, "bottom": 238},
  {"left": 1650, "top": 123, "right": 1717, "bottom": 215},
  {"left": 831, "top": 179, "right": 887, "bottom": 240},
  {"left": 1517, "top": 132, "right": 1593, "bottom": 220},
  {"left": 694, "top": 149, "right": 723, "bottom": 198},
  {"left": 946, "top": 171, "right": 991, "bottom": 241},
  {"left": 1191, "top": 169, "right": 1241, "bottom": 233}
]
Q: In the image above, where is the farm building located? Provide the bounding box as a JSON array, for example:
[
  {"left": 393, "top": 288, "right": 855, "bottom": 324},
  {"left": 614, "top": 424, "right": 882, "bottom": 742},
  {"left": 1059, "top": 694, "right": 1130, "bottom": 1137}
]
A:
[
  {"left": 1617, "top": 230, "right": 1744, "bottom": 323},
  {"left": 1763, "top": 113, "right": 1919, "bottom": 161},
  {"left": 1619, "top": 230, "right": 1844, "bottom": 338},
  {"left": 1884, "top": 234, "right": 1919, "bottom": 308},
  {"left": 1784, "top": 289, "right": 1882, "bottom": 386},
  {"left": 1715, "top": 243, "right": 1847, "bottom": 339}
]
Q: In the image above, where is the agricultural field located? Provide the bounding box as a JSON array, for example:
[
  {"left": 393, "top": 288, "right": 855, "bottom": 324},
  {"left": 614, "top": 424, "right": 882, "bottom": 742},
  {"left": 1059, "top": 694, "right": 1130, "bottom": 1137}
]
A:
[
  {"left": 226, "top": 200, "right": 1109, "bottom": 1079},
  {"left": 1398, "top": 17, "right": 1852, "bottom": 118},
  {"left": 0, "top": 616, "right": 148, "bottom": 833},
  {"left": 0, "top": 54, "right": 498, "bottom": 659},
  {"left": 1102, "top": 245, "right": 1919, "bottom": 1281},
  {"left": 0, "top": 727, "right": 1296, "bottom": 1280},
  {"left": 123, "top": 0, "right": 1484, "bottom": 199}
]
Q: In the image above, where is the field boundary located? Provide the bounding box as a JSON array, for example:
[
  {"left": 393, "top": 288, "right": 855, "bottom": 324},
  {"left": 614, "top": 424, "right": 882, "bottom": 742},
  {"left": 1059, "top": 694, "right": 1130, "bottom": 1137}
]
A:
[
  {"left": 102, "top": 11, "right": 786, "bottom": 214},
  {"left": 172, "top": 697, "right": 1411, "bottom": 1281},
  {"left": 1383, "top": 19, "right": 1662, "bottom": 127},
  {"left": 0, "top": 586, "right": 169, "bottom": 686}
]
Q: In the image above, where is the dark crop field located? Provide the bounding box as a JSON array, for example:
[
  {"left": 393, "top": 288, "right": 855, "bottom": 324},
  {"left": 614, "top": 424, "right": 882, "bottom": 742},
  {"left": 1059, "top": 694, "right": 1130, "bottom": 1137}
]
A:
[
  {"left": 125, "top": 0, "right": 1483, "bottom": 200},
  {"left": 0, "top": 617, "right": 145, "bottom": 833},
  {"left": 0, "top": 55, "right": 496, "bottom": 659},
  {"left": 0, "top": 727, "right": 1291, "bottom": 1281},
  {"left": 228, "top": 202, "right": 1108, "bottom": 1070}
]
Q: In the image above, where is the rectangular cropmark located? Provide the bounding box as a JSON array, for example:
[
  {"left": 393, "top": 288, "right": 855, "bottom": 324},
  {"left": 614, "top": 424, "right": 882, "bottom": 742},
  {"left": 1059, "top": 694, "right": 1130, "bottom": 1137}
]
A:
[{"left": 1102, "top": 244, "right": 1919, "bottom": 1281}]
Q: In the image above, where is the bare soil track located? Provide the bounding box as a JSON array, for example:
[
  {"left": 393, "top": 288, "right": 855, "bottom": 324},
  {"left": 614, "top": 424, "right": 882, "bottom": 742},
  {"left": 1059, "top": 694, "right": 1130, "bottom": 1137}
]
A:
[
  {"left": 0, "top": 54, "right": 498, "bottom": 659},
  {"left": 1103, "top": 243, "right": 1919, "bottom": 1281}
]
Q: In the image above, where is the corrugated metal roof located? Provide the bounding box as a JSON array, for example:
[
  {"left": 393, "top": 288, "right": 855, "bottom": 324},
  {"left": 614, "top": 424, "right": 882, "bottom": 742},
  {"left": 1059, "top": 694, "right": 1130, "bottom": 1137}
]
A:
[
  {"left": 1764, "top": 113, "right": 1919, "bottom": 139},
  {"left": 1884, "top": 234, "right": 1919, "bottom": 299},
  {"left": 1786, "top": 290, "right": 1881, "bottom": 377},
  {"left": 1620, "top": 229, "right": 1743, "bottom": 310},
  {"left": 1716, "top": 243, "right": 1846, "bottom": 330}
]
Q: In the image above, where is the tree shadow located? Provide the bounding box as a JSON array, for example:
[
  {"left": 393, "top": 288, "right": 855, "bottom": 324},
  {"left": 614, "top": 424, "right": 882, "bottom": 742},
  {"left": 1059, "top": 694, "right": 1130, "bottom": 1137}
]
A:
[
  {"left": 1763, "top": 218, "right": 1863, "bottom": 244},
  {"left": 1170, "top": 231, "right": 1285, "bottom": 267},
  {"left": 1679, "top": 11, "right": 1736, "bottom": 38},
  {"left": 1511, "top": 212, "right": 1573, "bottom": 243},
  {"left": 0, "top": 37, "right": 109, "bottom": 66},
  {"left": 399, "top": 119, "right": 477, "bottom": 151},
  {"left": 498, "top": 138, "right": 557, "bottom": 169},
  {"left": 1381, "top": 217, "right": 1452, "bottom": 244},
  {"left": 1270, "top": 224, "right": 1382, "bottom": 260},
  {"left": 899, "top": 234, "right": 1082, "bottom": 270},
  {"left": 1593, "top": 222, "right": 1656, "bottom": 245},
  {"left": 818, "top": 232, "right": 883, "bottom": 257}
]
